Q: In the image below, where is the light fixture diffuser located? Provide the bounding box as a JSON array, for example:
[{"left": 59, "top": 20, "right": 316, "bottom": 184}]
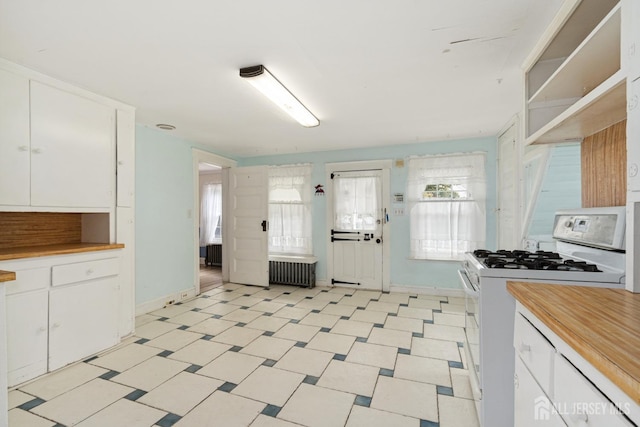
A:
[{"left": 240, "top": 65, "right": 319, "bottom": 127}]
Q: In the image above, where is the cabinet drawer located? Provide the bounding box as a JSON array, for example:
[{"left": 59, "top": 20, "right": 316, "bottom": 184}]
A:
[
  {"left": 52, "top": 257, "right": 119, "bottom": 287},
  {"left": 554, "top": 354, "right": 633, "bottom": 426},
  {"left": 5, "top": 267, "right": 50, "bottom": 295},
  {"left": 514, "top": 313, "right": 555, "bottom": 395}
]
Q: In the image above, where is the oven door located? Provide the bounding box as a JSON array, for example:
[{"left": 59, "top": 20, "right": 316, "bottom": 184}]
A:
[{"left": 458, "top": 269, "right": 482, "bottom": 412}]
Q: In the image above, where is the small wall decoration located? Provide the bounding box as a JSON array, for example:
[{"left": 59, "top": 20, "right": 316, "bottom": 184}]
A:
[{"left": 314, "top": 184, "right": 324, "bottom": 196}]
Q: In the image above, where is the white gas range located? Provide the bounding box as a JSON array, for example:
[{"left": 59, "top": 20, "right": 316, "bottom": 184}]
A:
[{"left": 459, "top": 207, "right": 626, "bottom": 427}]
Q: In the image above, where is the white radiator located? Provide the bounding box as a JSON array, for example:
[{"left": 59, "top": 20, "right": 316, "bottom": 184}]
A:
[{"left": 269, "top": 255, "right": 317, "bottom": 288}]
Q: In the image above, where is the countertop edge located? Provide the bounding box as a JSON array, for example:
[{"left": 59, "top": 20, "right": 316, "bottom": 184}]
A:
[
  {"left": 507, "top": 281, "right": 640, "bottom": 405},
  {"left": 0, "top": 243, "right": 125, "bottom": 261}
]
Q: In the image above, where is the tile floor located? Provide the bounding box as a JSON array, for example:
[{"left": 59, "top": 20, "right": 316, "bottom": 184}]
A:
[{"left": 8, "top": 283, "right": 479, "bottom": 427}]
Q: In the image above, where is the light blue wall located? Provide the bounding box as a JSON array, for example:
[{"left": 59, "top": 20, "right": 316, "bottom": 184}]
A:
[
  {"left": 528, "top": 144, "right": 581, "bottom": 239},
  {"left": 135, "top": 125, "right": 216, "bottom": 305},
  {"left": 240, "top": 137, "right": 497, "bottom": 289}
]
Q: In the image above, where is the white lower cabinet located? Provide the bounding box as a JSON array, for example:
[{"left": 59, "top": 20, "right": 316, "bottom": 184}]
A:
[
  {"left": 515, "top": 356, "right": 566, "bottom": 427},
  {"left": 2, "top": 251, "right": 122, "bottom": 387}
]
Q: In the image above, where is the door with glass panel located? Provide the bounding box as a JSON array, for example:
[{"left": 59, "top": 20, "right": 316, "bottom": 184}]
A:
[{"left": 331, "top": 170, "right": 383, "bottom": 290}]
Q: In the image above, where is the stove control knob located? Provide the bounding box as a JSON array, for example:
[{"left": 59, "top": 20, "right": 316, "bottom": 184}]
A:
[{"left": 565, "top": 220, "right": 573, "bottom": 228}]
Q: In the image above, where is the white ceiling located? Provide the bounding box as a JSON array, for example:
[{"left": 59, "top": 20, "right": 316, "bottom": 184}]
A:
[{"left": 0, "top": 0, "right": 564, "bottom": 158}]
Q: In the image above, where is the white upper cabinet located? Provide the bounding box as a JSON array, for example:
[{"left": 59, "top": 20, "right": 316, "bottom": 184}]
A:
[
  {"left": 116, "top": 109, "right": 135, "bottom": 207},
  {"left": 524, "top": 0, "right": 624, "bottom": 145},
  {"left": 0, "top": 68, "right": 31, "bottom": 206},
  {"left": 30, "top": 82, "right": 115, "bottom": 208}
]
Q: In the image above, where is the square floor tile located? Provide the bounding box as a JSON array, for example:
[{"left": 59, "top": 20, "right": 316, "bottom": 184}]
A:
[
  {"left": 200, "top": 303, "right": 241, "bottom": 316},
  {"left": 422, "top": 324, "right": 466, "bottom": 342},
  {"left": 305, "top": 332, "right": 356, "bottom": 355},
  {"left": 232, "top": 366, "right": 304, "bottom": 406},
  {"left": 211, "top": 326, "right": 264, "bottom": 346},
  {"left": 150, "top": 304, "right": 194, "bottom": 319},
  {"left": 354, "top": 290, "right": 382, "bottom": 299},
  {"left": 299, "top": 312, "right": 341, "bottom": 328},
  {"left": 221, "top": 308, "right": 264, "bottom": 323},
  {"left": 165, "top": 310, "right": 212, "bottom": 327},
  {"left": 450, "top": 368, "right": 473, "bottom": 399},
  {"left": 394, "top": 354, "right": 451, "bottom": 387},
  {"left": 250, "top": 414, "right": 301, "bottom": 427},
  {"left": 345, "top": 342, "right": 397, "bottom": 370},
  {"left": 138, "top": 372, "right": 222, "bottom": 416},
  {"left": 208, "top": 292, "right": 242, "bottom": 303},
  {"left": 336, "top": 296, "right": 373, "bottom": 308},
  {"left": 397, "top": 307, "right": 433, "bottom": 321},
  {"left": 145, "top": 329, "right": 204, "bottom": 352},
  {"left": 433, "top": 312, "right": 465, "bottom": 327},
  {"left": 367, "top": 328, "right": 412, "bottom": 349},
  {"left": 349, "top": 310, "right": 388, "bottom": 324},
  {"left": 370, "top": 376, "right": 438, "bottom": 421},
  {"left": 244, "top": 315, "right": 291, "bottom": 333},
  {"left": 8, "top": 390, "right": 34, "bottom": 409},
  {"left": 346, "top": 405, "right": 420, "bottom": 427},
  {"left": 240, "top": 336, "right": 296, "bottom": 360},
  {"left": 187, "top": 318, "right": 237, "bottom": 336},
  {"left": 294, "top": 298, "right": 329, "bottom": 311},
  {"left": 110, "top": 356, "right": 190, "bottom": 391},
  {"left": 408, "top": 299, "right": 441, "bottom": 310},
  {"left": 31, "top": 378, "right": 133, "bottom": 426},
  {"left": 135, "top": 314, "right": 160, "bottom": 328},
  {"left": 228, "top": 295, "right": 263, "bottom": 306},
  {"left": 440, "top": 302, "right": 465, "bottom": 314},
  {"left": 167, "top": 339, "right": 231, "bottom": 366},
  {"left": 197, "top": 351, "right": 264, "bottom": 384},
  {"left": 320, "top": 304, "right": 357, "bottom": 317},
  {"left": 8, "top": 408, "right": 56, "bottom": 427},
  {"left": 20, "top": 362, "right": 108, "bottom": 400},
  {"left": 330, "top": 319, "right": 374, "bottom": 338},
  {"left": 311, "top": 292, "right": 344, "bottom": 303},
  {"left": 411, "top": 337, "right": 461, "bottom": 362},
  {"left": 135, "top": 320, "right": 180, "bottom": 339},
  {"left": 438, "top": 394, "right": 480, "bottom": 426},
  {"left": 383, "top": 316, "right": 424, "bottom": 334},
  {"left": 365, "top": 301, "right": 399, "bottom": 314},
  {"left": 378, "top": 293, "right": 410, "bottom": 304},
  {"left": 75, "top": 398, "right": 166, "bottom": 427},
  {"left": 174, "top": 390, "right": 264, "bottom": 427},
  {"left": 317, "top": 360, "right": 379, "bottom": 397},
  {"left": 248, "top": 301, "right": 287, "bottom": 313},
  {"left": 88, "top": 342, "right": 160, "bottom": 372},
  {"left": 278, "top": 383, "right": 355, "bottom": 427},
  {"left": 180, "top": 297, "right": 218, "bottom": 310},
  {"left": 273, "top": 323, "right": 321, "bottom": 342},
  {"left": 271, "top": 306, "right": 311, "bottom": 320},
  {"left": 271, "top": 294, "right": 307, "bottom": 305},
  {"left": 275, "top": 346, "right": 334, "bottom": 377}
]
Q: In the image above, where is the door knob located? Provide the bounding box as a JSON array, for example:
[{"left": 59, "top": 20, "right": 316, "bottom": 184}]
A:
[
  {"left": 376, "top": 238, "right": 382, "bottom": 244},
  {"left": 261, "top": 220, "right": 268, "bottom": 232}
]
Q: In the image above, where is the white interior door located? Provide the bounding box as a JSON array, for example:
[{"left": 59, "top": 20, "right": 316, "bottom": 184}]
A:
[
  {"left": 331, "top": 170, "right": 383, "bottom": 290},
  {"left": 229, "top": 166, "right": 269, "bottom": 287}
]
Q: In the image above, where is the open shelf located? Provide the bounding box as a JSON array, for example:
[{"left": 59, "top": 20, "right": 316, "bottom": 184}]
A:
[
  {"left": 529, "top": 4, "right": 621, "bottom": 104},
  {"left": 525, "top": 70, "right": 626, "bottom": 145}
]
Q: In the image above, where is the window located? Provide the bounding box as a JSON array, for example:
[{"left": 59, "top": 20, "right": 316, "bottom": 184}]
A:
[
  {"left": 269, "top": 164, "right": 312, "bottom": 255},
  {"left": 200, "top": 183, "right": 222, "bottom": 245},
  {"left": 407, "top": 153, "right": 486, "bottom": 260}
]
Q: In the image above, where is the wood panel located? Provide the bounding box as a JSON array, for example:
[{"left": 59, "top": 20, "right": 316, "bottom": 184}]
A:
[
  {"left": 581, "top": 119, "right": 627, "bottom": 207},
  {"left": 507, "top": 281, "right": 640, "bottom": 404},
  {"left": 0, "top": 212, "right": 81, "bottom": 249}
]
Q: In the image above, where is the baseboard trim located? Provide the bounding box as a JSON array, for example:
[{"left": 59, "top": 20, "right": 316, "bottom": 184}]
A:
[
  {"left": 389, "top": 284, "right": 465, "bottom": 298},
  {"left": 135, "top": 287, "right": 198, "bottom": 316}
]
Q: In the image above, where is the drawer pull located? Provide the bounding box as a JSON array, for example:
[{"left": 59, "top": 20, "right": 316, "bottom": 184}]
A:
[
  {"left": 51, "top": 322, "right": 61, "bottom": 329},
  {"left": 86, "top": 269, "right": 94, "bottom": 276},
  {"left": 569, "top": 412, "right": 589, "bottom": 425}
]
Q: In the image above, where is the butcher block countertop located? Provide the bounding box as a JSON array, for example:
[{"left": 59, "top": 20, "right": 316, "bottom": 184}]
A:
[
  {"left": 507, "top": 281, "right": 640, "bottom": 405},
  {"left": 0, "top": 243, "right": 125, "bottom": 261},
  {"left": 0, "top": 270, "right": 16, "bottom": 282}
]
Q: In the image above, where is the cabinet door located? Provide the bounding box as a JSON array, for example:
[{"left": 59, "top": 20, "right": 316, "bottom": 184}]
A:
[
  {"left": 628, "top": 79, "right": 640, "bottom": 192},
  {"left": 6, "top": 290, "right": 49, "bottom": 386},
  {"left": 116, "top": 109, "right": 135, "bottom": 207},
  {"left": 30, "top": 82, "right": 115, "bottom": 208},
  {"left": 0, "top": 68, "right": 30, "bottom": 206},
  {"left": 49, "top": 278, "right": 119, "bottom": 371},
  {"left": 514, "top": 357, "right": 566, "bottom": 427}
]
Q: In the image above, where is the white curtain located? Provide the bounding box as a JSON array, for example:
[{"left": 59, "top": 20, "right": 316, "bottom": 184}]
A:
[
  {"left": 333, "top": 173, "right": 379, "bottom": 231},
  {"left": 269, "top": 165, "right": 312, "bottom": 254},
  {"left": 407, "top": 153, "right": 486, "bottom": 260},
  {"left": 200, "top": 183, "right": 222, "bottom": 246}
]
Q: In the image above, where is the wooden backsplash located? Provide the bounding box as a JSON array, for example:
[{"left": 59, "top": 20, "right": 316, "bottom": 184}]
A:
[
  {"left": 0, "top": 212, "right": 82, "bottom": 249},
  {"left": 581, "top": 120, "right": 627, "bottom": 208}
]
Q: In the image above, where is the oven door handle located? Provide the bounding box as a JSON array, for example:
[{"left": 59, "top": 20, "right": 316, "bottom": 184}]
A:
[{"left": 458, "top": 269, "right": 479, "bottom": 297}]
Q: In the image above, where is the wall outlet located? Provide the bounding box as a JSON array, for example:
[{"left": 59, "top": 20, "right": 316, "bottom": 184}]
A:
[
  {"left": 165, "top": 299, "right": 175, "bottom": 307},
  {"left": 523, "top": 239, "right": 539, "bottom": 251},
  {"left": 181, "top": 292, "right": 189, "bottom": 299}
]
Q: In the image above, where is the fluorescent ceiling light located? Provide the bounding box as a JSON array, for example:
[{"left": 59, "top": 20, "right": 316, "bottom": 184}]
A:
[{"left": 240, "top": 65, "right": 319, "bottom": 128}]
